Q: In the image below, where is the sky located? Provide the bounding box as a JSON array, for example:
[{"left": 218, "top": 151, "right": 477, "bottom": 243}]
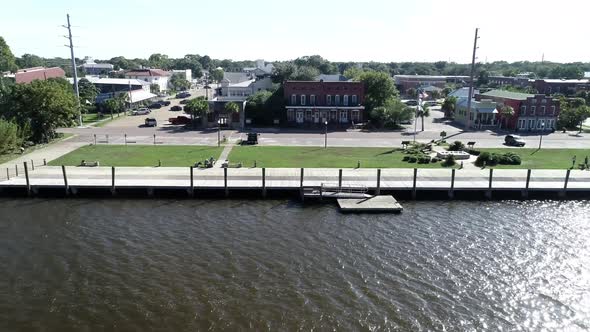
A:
[{"left": 1, "top": 0, "right": 589, "bottom": 64}]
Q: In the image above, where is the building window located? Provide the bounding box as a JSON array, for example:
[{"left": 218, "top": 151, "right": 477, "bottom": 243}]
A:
[
  {"left": 531, "top": 106, "right": 536, "bottom": 115},
  {"left": 520, "top": 106, "right": 526, "bottom": 115},
  {"left": 551, "top": 106, "right": 556, "bottom": 115},
  {"left": 540, "top": 106, "right": 545, "bottom": 115},
  {"left": 301, "top": 95, "right": 306, "bottom": 106},
  {"left": 310, "top": 95, "right": 316, "bottom": 105},
  {"left": 518, "top": 119, "right": 526, "bottom": 129},
  {"left": 327, "top": 95, "right": 332, "bottom": 106},
  {"left": 287, "top": 109, "right": 295, "bottom": 121},
  {"left": 352, "top": 95, "right": 358, "bottom": 105},
  {"left": 541, "top": 98, "right": 547, "bottom": 104},
  {"left": 305, "top": 109, "right": 312, "bottom": 121},
  {"left": 291, "top": 94, "right": 296, "bottom": 105},
  {"left": 335, "top": 95, "right": 340, "bottom": 106},
  {"left": 343, "top": 95, "right": 349, "bottom": 106}
]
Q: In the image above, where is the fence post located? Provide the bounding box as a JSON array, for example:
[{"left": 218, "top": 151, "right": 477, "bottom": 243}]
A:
[
  {"left": 153, "top": 134, "right": 156, "bottom": 145},
  {"left": 523, "top": 169, "right": 532, "bottom": 198},
  {"left": 486, "top": 168, "right": 493, "bottom": 199},
  {"left": 62, "top": 165, "right": 69, "bottom": 195},
  {"left": 6, "top": 168, "right": 9, "bottom": 180},
  {"left": 262, "top": 167, "right": 266, "bottom": 198},
  {"left": 338, "top": 169, "right": 343, "bottom": 189},
  {"left": 300, "top": 168, "right": 304, "bottom": 201},
  {"left": 15, "top": 164, "right": 18, "bottom": 177},
  {"left": 94, "top": 134, "right": 97, "bottom": 145},
  {"left": 125, "top": 134, "right": 127, "bottom": 145},
  {"left": 189, "top": 166, "right": 194, "bottom": 197},
  {"left": 449, "top": 168, "right": 455, "bottom": 199},
  {"left": 43, "top": 159, "right": 46, "bottom": 166},
  {"left": 224, "top": 167, "right": 228, "bottom": 197},
  {"left": 23, "top": 162, "right": 31, "bottom": 196},
  {"left": 111, "top": 166, "right": 116, "bottom": 195},
  {"left": 412, "top": 168, "right": 417, "bottom": 200},
  {"left": 31, "top": 160, "right": 34, "bottom": 171},
  {"left": 376, "top": 169, "right": 381, "bottom": 195}
]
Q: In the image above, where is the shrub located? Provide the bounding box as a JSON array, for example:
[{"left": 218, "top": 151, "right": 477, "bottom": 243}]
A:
[
  {"left": 448, "top": 141, "right": 465, "bottom": 151},
  {"left": 442, "top": 154, "right": 456, "bottom": 166},
  {"left": 402, "top": 155, "right": 410, "bottom": 161},
  {"left": 408, "top": 156, "right": 417, "bottom": 163},
  {"left": 418, "top": 155, "right": 431, "bottom": 164},
  {"left": 465, "top": 148, "right": 481, "bottom": 156},
  {"left": 476, "top": 151, "right": 522, "bottom": 166},
  {"left": 431, "top": 157, "right": 440, "bottom": 163}
]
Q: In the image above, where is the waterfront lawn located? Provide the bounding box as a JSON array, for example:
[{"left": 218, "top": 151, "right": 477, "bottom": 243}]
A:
[
  {"left": 0, "top": 133, "right": 73, "bottom": 165},
  {"left": 478, "top": 148, "right": 590, "bottom": 169},
  {"left": 228, "top": 146, "right": 451, "bottom": 168},
  {"left": 48, "top": 145, "right": 224, "bottom": 167}
]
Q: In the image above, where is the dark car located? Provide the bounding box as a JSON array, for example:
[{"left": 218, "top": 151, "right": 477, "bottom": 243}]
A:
[
  {"left": 144, "top": 118, "right": 157, "bottom": 127},
  {"left": 168, "top": 116, "right": 191, "bottom": 125},
  {"left": 160, "top": 100, "right": 171, "bottom": 106},
  {"left": 148, "top": 103, "right": 162, "bottom": 109},
  {"left": 242, "top": 132, "right": 259, "bottom": 145},
  {"left": 505, "top": 134, "right": 526, "bottom": 147},
  {"left": 170, "top": 105, "right": 182, "bottom": 111},
  {"left": 176, "top": 92, "right": 191, "bottom": 99},
  {"left": 179, "top": 99, "right": 189, "bottom": 104}
]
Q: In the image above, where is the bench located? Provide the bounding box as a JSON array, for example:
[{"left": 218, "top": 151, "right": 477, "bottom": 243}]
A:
[{"left": 80, "top": 160, "right": 100, "bottom": 167}]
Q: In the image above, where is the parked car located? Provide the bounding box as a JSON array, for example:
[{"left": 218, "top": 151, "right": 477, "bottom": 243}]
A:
[
  {"left": 149, "top": 103, "right": 162, "bottom": 109},
  {"left": 505, "top": 135, "right": 526, "bottom": 147},
  {"left": 132, "top": 108, "right": 150, "bottom": 115},
  {"left": 242, "top": 132, "right": 259, "bottom": 145},
  {"left": 179, "top": 99, "right": 189, "bottom": 104},
  {"left": 403, "top": 100, "right": 418, "bottom": 106},
  {"left": 170, "top": 105, "right": 182, "bottom": 111},
  {"left": 168, "top": 116, "right": 191, "bottom": 125},
  {"left": 159, "top": 100, "right": 171, "bottom": 106},
  {"left": 144, "top": 118, "right": 157, "bottom": 127},
  {"left": 176, "top": 92, "right": 191, "bottom": 98},
  {"left": 423, "top": 101, "right": 438, "bottom": 107}
]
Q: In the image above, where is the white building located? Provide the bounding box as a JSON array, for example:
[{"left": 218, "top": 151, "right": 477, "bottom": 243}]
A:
[
  {"left": 170, "top": 69, "right": 192, "bottom": 81},
  {"left": 80, "top": 57, "right": 114, "bottom": 76},
  {"left": 125, "top": 69, "right": 171, "bottom": 92}
]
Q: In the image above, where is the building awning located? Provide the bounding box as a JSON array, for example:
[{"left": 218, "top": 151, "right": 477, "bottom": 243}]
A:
[
  {"left": 129, "top": 90, "right": 157, "bottom": 103},
  {"left": 476, "top": 108, "right": 498, "bottom": 114}
]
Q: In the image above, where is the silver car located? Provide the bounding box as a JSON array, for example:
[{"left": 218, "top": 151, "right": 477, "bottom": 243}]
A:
[{"left": 132, "top": 108, "right": 150, "bottom": 116}]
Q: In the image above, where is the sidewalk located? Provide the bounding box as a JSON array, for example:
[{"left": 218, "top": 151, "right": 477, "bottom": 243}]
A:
[{"left": 0, "top": 136, "right": 85, "bottom": 169}]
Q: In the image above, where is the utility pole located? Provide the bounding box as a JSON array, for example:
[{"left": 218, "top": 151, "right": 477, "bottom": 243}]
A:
[
  {"left": 63, "top": 13, "right": 82, "bottom": 126},
  {"left": 466, "top": 28, "right": 479, "bottom": 131}
]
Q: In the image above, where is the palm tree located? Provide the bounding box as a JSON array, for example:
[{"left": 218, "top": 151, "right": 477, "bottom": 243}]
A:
[
  {"left": 184, "top": 97, "right": 209, "bottom": 128},
  {"left": 499, "top": 105, "right": 514, "bottom": 129},
  {"left": 441, "top": 96, "right": 457, "bottom": 118},
  {"left": 417, "top": 104, "right": 430, "bottom": 132}
]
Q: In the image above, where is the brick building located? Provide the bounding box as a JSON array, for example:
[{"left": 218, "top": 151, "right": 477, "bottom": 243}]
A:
[
  {"left": 476, "top": 90, "right": 560, "bottom": 131},
  {"left": 284, "top": 80, "right": 364, "bottom": 126},
  {"left": 532, "top": 79, "right": 590, "bottom": 95}
]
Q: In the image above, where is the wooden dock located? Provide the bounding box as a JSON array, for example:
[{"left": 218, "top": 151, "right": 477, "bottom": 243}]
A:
[{"left": 337, "top": 195, "right": 403, "bottom": 213}]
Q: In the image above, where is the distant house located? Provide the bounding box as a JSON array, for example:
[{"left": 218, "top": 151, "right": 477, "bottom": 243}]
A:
[
  {"left": 316, "top": 74, "right": 349, "bottom": 82},
  {"left": 170, "top": 69, "right": 192, "bottom": 82},
  {"left": 125, "top": 69, "right": 170, "bottom": 92},
  {"left": 475, "top": 89, "right": 560, "bottom": 131},
  {"left": 80, "top": 57, "right": 114, "bottom": 76},
  {"left": 455, "top": 99, "right": 499, "bottom": 129},
  {"left": 394, "top": 75, "right": 470, "bottom": 93},
  {"left": 243, "top": 59, "right": 274, "bottom": 78},
  {"left": 70, "top": 77, "right": 155, "bottom": 106},
  {"left": 532, "top": 79, "right": 590, "bottom": 95},
  {"left": 284, "top": 80, "right": 365, "bottom": 126},
  {"left": 15, "top": 67, "right": 65, "bottom": 84}
]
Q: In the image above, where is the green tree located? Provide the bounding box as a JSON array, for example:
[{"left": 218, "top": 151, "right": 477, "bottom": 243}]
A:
[
  {"left": 16, "top": 53, "right": 44, "bottom": 68},
  {"left": 184, "top": 97, "right": 209, "bottom": 128},
  {"left": 150, "top": 84, "right": 160, "bottom": 94},
  {"left": 0, "top": 119, "right": 22, "bottom": 154},
  {"left": 417, "top": 104, "right": 430, "bottom": 132},
  {"left": 103, "top": 93, "right": 127, "bottom": 118},
  {"left": 210, "top": 68, "right": 224, "bottom": 83},
  {"left": 169, "top": 75, "right": 191, "bottom": 91},
  {"left": 343, "top": 67, "right": 365, "bottom": 81},
  {"left": 359, "top": 71, "right": 398, "bottom": 112},
  {"left": 477, "top": 70, "right": 490, "bottom": 87},
  {"left": 370, "top": 98, "right": 413, "bottom": 128},
  {"left": 0, "top": 36, "right": 18, "bottom": 72},
  {"left": 173, "top": 55, "right": 203, "bottom": 78},
  {"left": 271, "top": 62, "right": 297, "bottom": 83},
  {"left": 406, "top": 88, "right": 417, "bottom": 98},
  {"left": 224, "top": 102, "right": 239, "bottom": 114},
  {"left": 498, "top": 105, "right": 514, "bottom": 129},
  {"left": 78, "top": 78, "right": 99, "bottom": 112},
  {"left": 441, "top": 96, "right": 457, "bottom": 118},
  {"left": 148, "top": 53, "right": 171, "bottom": 69},
  {"left": 292, "top": 66, "right": 320, "bottom": 81},
  {"left": 558, "top": 100, "right": 590, "bottom": 131},
  {"left": 0, "top": 79, "right": 77, "bottom": 143}
]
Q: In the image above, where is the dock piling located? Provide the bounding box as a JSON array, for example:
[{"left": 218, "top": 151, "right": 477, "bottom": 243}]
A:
[
  {"left": 31, "top": 160, "right": 34, "bottom": 171},
  {"left": 523, "top": 169, "right": 532, "bottom": 198},
  {"left": 560, "top": 169, "right": 571, "bottom": 198},
  {"left": 300, "top": 168, "right": 304, "bottom": 201},
  {"left": 412, "top": 168, "right": 417, "bottom": 200},
  {"left": 224, "top": 168, "right": 228, "bottom": 197},
  {"left": 338, "top": 169, "right": 343, "bottom": 189},
  {"left": 449, "top": 168, "right": 455, "bottom": 199},
  {"left": 376, "top": 169, "right": 381, "bottom": 195},
  {"left": 6, "top": 168, "right": 9, "bottom": 180},
  {"left": 262, "top": 168, "right": 266, "bottom": 198},
  {"left": 189, "top": 166, "right": 194, "bottom": 197},
  {"left": 43, "top": 159, "right": 46, "bottom": 166},
  {"left": 111, "top": 166, "right": 116, "bottom": 195},
  {"left": 15, "top": 164, "right": 18, "bottom": 177},
  {"left": 486, "top": 168, "right": 493, "bottom": 199},
  {"left": 62, "top": 165, "right": 69, "bottom": 195},
  {"left": 23, "top": 162, "right": 31, "bottom": 196}
]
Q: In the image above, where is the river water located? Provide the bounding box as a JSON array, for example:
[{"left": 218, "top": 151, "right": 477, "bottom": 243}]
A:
[{"left": 0, "top": 198, "right": 589, "bottom": 331}]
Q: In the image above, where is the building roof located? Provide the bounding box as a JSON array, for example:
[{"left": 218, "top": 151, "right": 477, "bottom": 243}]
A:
[
  {"left": 81, "top": 63, "right": 114, "bottom": 69},
  {"left": 229, "top": 79, "right": 256, "bottom": 88},
  {"left": 536, "top": 78, "right": 590, "bottom": 84},
  {"left": 128, "top": 89, "right": 157, "bottom": 103},
  {"left": 15, "top": 67, "right": 66, "bottom": 84},
  {"left": 316, "top": 74, "right": 349, "bottom": 82},
  {"left": 421, "top": 85, "right": 443, "bottom": 92},
  {"left": 223, "top": 72, "right": 252, "bottom": 84},
  {"left": 70, "top": 77, "right": 150, "bottom": 86},
  {"left": 449, "top": 87, "right": 479, "bottom": 99},
  {"left": 125, "top": 69, "right": 170, "bottom": 77},
  {"left": 479, "top": 89, "right": 534, "bottom": 101}
]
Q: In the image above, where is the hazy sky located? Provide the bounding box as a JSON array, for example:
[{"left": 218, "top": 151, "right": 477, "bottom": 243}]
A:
[{"left": 1, "top": 0, "right": 588, "bottom": 64}]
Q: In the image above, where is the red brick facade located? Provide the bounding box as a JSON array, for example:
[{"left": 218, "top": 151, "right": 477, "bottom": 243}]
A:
[{"left": 283, "top": 81, "right": 365, "bottom": 125}]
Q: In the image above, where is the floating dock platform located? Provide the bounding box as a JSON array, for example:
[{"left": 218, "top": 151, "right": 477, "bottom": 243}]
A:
[{"left": 337, "top": 195, "right": 403, "bottom": 213}]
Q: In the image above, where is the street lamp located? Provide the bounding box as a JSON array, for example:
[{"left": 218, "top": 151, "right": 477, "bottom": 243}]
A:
[
  {"left": 217, "top": 118, "right": 222, "bottom": 147},
  {"left": 324, "top": 120, "right": 328, "bottom": 148},
  {"left": 539, "top": 121, "right": 546, "bottom": 149}
]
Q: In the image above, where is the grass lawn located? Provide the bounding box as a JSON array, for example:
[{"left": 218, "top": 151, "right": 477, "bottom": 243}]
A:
[
  {"left": 0, "top": 133, "right": 73, "bottom": 165},
  {"left": 48, "top": 145, "right": 224, "bottom": 167},
  {"left": 82, "top": 113, "right": 104, "bottom": 123},
  {"left": 228, "top": 146, "right": 453, "bottom": 168},
  {"left": 478, "top": 148, "right": 590, "bottom": 169}
]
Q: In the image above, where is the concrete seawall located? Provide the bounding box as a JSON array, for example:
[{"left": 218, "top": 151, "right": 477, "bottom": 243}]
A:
[{"left": 2, "top": 165, "right": 590, "bottom": 200}]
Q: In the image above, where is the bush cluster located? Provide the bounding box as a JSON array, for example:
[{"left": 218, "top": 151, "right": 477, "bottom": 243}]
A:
[
  {"left": 475, "top": 152, "right": 521, "bottom": 166},
  {"left": 447, "top": 141, "right": 465, "bottom": 151},
  {"left": 442, "top": 154, "right": 456, "bottom": 167}
]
